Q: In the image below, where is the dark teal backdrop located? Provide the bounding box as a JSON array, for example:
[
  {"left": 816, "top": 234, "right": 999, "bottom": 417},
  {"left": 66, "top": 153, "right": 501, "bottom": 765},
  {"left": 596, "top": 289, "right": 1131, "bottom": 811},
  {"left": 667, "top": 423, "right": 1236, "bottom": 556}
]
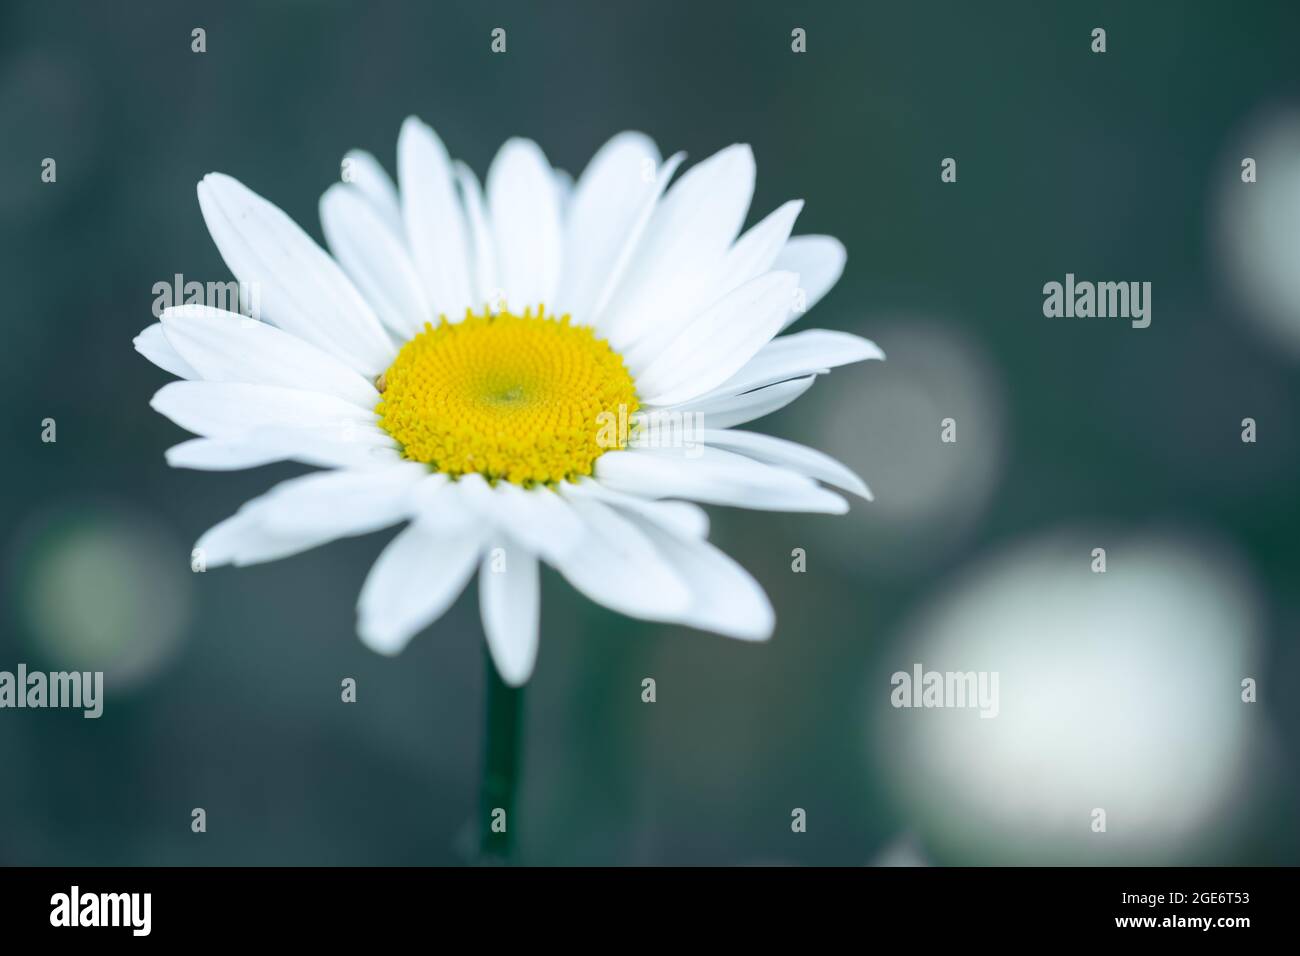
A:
[{"left": 1, "top": 0, "right": 1297, "bottom": 865}]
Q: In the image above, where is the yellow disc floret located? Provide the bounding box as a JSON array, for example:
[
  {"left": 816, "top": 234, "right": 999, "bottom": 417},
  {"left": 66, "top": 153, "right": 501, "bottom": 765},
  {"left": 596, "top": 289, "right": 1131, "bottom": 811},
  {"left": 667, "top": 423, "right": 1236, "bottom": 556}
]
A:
[{"left": 376, "top": 307, "right": 639, "bottom": 486}]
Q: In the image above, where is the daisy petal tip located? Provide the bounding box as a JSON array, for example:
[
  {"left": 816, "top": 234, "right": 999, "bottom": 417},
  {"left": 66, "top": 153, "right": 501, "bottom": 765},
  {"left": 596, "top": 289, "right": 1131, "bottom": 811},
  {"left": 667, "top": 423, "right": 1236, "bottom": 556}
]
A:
[
  {"left": 399, "top": 114, "right": 428, "bottom": 134},
  {"left": 191, "top": 524, "right": 239, "bottom": 570},
  {"left": 398, "top": 115, "right": 443, "bottom": 150},
  {"left": 808, "top": 234, "right": 847, "bottom": 268},
  {"left": 161, "top": 441, "right": 192, "bottom": 467},
  {"left": 704, "top": 142, "right": 755, "bottom": 178},
  {"left": 859, "top": 338, "right": 886, "bottom": 363},
  {"left": 356, "top": 621, "right": 410, "bottom": 658},
  {"left": 197, "top": 171, "right": 237, "bottom": 194},
  {"left": 726, "top": 605, "right": 775, "bottom": 643},
  {"left": 831, "top": 334, "right": 885, "bottom": 365},
  {"left": 496, "top": 661, "right": 534, "bottom": 689},
  {"left": 807, "top": 487, "right": 851, "bottom": 515},
  {"left": 730, "top": 143, "right": 757, "bottom": 177},
  {"left": 841, "top": 471, "right": 873, "bottom": 501},
  {"left": 132, "top": 324, "right": 192, "bottom": 378},
  {"left": 320, "top": 180, "right": 348, "bottom": 203},
  {"left": 147, "top": 391, "right": 168, "bottom": 418}
]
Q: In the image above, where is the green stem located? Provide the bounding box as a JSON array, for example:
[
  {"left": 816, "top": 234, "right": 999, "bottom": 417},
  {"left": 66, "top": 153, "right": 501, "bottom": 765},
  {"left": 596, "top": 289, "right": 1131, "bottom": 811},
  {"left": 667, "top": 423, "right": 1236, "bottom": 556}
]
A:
[{"left": 479, "top": 648, "right": 524, "bottom": 862}]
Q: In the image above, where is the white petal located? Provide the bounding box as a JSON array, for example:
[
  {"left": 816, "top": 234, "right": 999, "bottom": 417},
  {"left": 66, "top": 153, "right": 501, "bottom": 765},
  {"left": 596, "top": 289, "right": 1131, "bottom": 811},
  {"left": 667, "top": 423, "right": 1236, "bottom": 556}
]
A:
[
  {"left": 662, "top": 375, "right": 816, "bottom": 429},
  {"left": 453, "top": 161, "right": 498, "bottom": 311},
  {"left": 614, "top": 196, "right": 800, "bottom": 358},
  {"left": 194, "top": 465, "right": 425, "bottom": 566},
  {"left": 479, "top": 542, "right": 540, "bottom": 687},
  {"left": 454, "top": 475, "right": 586, "bottom": 564},
  {"left": 320, "top": 183, "right": 431, "bottom": 339},
  {"left": 256, "top": 464, "right": 431, "bottom": 536},
  {"left": 595, "top": 447, "right": 848, "bottom": 513},
  {"left": 487, "top": 138, "right": 563, "bottom": 311},
  {"left": 775, "top": 235, "right": 846, "bottom": 328},
  {"left": 340, "top": 149, "right": 403, "bottom": 237},
  {"left": 552, "top": 497, "right": 691, "bottom": 618},
  {"left": 560, "top": 478, "right": 710, "bottom": 539},
  {"left": 700, "top": 428, "right": 871, "bottom": 499},
  {"left": 134, "top": 322, "right": 198, "bottom": 379},
  {"left": 159, "top": 305, "right": 379, "bottom": 408},
  {"left": 632, "top": 271, "right": 800, "bottom": 406},
  {"left": 194, "top": 509, "right": 325, "bottom": 567},
  {"left": 150, "top": 381, "right": 376, "bottom": 440},
  {"left": 631, "top": 515, "right": 774, "bottom": 641},
  {"left": 556, "top": 497, "right": 769, "bottom": 639},
  {"left": 407, "top": 474, "right": 480, "bottom": 535},
  {"left": 556, "top": 132, "right": 664, "bottom": 319},
  {"left": 165, "top": 437, "right": 289, "bottom": 471},
  {"left": 252, "top": 425, "right": 400, "bottom": 469},
  {"left": 358, "top": 520, "right": 484, "bottom": 655},
  {"left": 196, "top": 173, "right": 394, "bottom": 373},
  {"left": 689, "top": 329, "right": 883, "bottom": 399},
  {"left": 589, "top": 151, "right": 685, "bottom": 324},
  {"left": 599, "top": 143, "right": 755, "bottom": 348},
  {"left": 165, "top": 426, "right": 399, "bottom": 471},
  {"left": 397, "top": 116, "right": 473, "bottom": 317},
  {"left": 710, "top": 199, "right": 803, "bottom": 302}
]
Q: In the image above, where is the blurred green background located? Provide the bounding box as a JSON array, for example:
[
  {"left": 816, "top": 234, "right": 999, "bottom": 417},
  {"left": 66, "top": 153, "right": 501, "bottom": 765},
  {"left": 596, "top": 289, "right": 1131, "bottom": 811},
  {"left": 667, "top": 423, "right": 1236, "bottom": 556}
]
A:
[{"left": 1, "top": 0, "right": 1298, "bottom": 865}]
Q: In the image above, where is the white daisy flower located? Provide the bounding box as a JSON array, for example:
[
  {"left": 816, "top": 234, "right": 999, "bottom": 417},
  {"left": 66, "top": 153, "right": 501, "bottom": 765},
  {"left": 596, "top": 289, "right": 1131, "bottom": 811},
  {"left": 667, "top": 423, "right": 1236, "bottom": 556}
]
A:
[{"left": 134, "top": 117, "right": 883, "bottom": 687}]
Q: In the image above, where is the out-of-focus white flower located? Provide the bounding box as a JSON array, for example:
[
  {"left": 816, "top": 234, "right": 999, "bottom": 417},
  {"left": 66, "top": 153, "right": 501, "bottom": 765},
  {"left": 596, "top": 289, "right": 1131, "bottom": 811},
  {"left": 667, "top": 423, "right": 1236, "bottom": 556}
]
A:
[
  {"left": 1216, "top": 108, "right": 1300, "bottom": 359},
  {"left": 875, "top": 529, "right": 1266, "bottom": 863}
]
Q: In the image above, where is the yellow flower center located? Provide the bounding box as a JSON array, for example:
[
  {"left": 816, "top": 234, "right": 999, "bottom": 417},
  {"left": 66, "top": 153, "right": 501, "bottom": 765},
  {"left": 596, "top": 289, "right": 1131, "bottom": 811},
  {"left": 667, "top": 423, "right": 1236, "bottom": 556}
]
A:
[{"left": 376, "top": 307, "right": 639, "bottom": 486}]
